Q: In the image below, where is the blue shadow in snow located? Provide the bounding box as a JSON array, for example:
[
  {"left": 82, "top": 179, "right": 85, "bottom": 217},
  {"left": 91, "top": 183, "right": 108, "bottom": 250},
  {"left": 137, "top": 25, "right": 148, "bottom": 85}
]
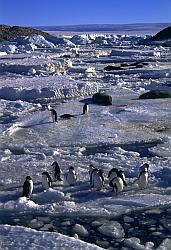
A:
[{"left": 19, "top": 121, "right": 52, "bottom": 128}]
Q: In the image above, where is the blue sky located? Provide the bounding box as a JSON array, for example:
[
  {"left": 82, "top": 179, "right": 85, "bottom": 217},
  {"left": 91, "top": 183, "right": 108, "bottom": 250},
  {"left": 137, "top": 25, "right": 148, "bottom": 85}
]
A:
[{"left": 0, "top": 0, "right": 170, "bottom": 26}]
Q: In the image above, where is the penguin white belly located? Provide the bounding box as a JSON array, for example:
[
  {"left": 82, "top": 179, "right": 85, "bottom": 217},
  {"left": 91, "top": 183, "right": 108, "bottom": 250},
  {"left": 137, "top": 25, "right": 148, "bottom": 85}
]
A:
[
  {"left": 86, "top": 105, "right": 89, "bottom": 113},
  {"left": 66, "top": 172, "right": 76, "bottom": 186},
  {"left": 92, "top": 173, "right": 102, "bottom": 190},
  {"left": 29, "top": 180, "right": 34, "bottom": 195},
  {"left": 42, "top": 175, "right": 50, "bottom": 190},
  {"left": 113, "top": 177, "right": 124, "bottom": 192},
  {"left": 121, "top": 173, "right": 126, "bottom": 183},
  {"left": 138, "top": 173, "right": 148, "bottom": 189}
]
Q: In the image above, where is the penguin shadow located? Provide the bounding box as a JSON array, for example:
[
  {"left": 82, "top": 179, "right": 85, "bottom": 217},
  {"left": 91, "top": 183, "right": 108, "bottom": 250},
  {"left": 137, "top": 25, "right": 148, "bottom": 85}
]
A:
[
  {"left": 63, "top": 181, "right": 89, "bottom": 194},
  {"left": 72, "top": 189, "right": 109, "bottom": 203},
  {"left": 79, "top": 98, "right": 93, "bottom": 105},
  {"left": 19, "top": 121, "right": 52, "bottom": 128}
]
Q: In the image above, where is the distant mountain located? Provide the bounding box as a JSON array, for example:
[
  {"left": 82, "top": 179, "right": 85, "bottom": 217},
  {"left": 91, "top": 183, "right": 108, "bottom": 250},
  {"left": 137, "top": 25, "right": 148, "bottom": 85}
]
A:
[
  {"left": 0, "top": 25, "right": 53, "bottom": 42},
  {"left": 36, "top": 23, "right": 170, "bottom": 34},
  {"left": 152, "top": 26, "right": 171, "bottom": 40}
]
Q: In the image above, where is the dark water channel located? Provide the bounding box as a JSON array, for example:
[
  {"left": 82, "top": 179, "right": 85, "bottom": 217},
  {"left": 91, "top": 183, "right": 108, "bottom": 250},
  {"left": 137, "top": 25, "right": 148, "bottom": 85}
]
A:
[{"left": 0, "top": 205, "right": 170, "bottom": 249}]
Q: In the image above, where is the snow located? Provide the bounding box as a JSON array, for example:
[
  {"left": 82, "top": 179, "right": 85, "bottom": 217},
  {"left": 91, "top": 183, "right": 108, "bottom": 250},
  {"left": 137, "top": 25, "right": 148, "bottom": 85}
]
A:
[
  {"left": 0, "top": 28, "right": 171, "bottom": 249},
  {"left": 0, "top": 225, "right": 102, "bottom": 250}
]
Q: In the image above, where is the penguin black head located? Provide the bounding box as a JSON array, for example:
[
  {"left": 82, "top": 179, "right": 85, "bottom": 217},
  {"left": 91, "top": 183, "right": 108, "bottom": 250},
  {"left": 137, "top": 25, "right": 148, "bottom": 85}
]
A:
[
  {"left": 118, "top": 169, "right": 124, "bottom": 175},
  {"left": 69, "top": 166, "right": 74, "bottom": 171},
  {"left": 108, "top": 168, "right": 119, "bottom": 178},
  {"left": 98, "top": 169, "right": 104, "bottom": 175},
  {"left": 26, "top": 176, "right": 32, "bottom": 180},
  {"left": 89, "top": 164, "right": 95, "bottom": 170},
  {"left": 143, "top": 163, "right": 149, "bottom": 170},
  {"left": 42, "top": 171, "right": 49, "bottom": 175},
  {"left": 52, "top": 161, "right": 59, "bottom": 166}
]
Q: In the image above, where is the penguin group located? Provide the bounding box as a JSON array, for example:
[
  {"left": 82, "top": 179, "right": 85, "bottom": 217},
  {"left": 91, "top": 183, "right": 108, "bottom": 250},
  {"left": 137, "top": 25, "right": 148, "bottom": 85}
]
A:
[
  {"left": 22, "top": 162, "right": 78, "bottom": 198},
  {"left": 88, "top": 162, "right": 150, "bottom": 193},
  {"left": 22, "top": 162, "right": 150, "bottom": 199},
  {"left": 48, "top": 103, "right": 89, "bottom": 123}
]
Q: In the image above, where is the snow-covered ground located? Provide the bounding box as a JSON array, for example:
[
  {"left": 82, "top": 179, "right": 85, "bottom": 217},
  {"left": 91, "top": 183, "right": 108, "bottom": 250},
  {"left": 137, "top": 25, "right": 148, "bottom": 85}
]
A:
[{"left": 0, "top": 29, "right": 171, "bottom": 249}]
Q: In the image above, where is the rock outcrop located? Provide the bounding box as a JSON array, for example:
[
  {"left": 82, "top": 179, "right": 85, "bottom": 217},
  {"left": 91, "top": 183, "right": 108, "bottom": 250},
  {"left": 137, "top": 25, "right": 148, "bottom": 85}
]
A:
[
  {"left": 92, "top": 92, "right": 112, "bottom": 105},
  {"left": 139, "top": 90, "right": 171, "bottom": 99},
  {"left": 152, "top": 26, "right": 171, "bottom": 40}
]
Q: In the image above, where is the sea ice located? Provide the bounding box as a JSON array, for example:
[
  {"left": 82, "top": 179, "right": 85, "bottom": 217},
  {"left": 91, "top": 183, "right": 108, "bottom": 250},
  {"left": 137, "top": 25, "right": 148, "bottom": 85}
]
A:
[{"left": 98, "top": 221, "right": 125, "bottom": 239}]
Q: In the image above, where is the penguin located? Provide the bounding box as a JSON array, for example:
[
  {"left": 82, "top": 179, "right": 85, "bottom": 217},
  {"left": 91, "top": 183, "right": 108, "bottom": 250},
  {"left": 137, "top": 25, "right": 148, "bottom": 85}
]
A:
[
  {"left": 118, "top": 170, "right": 127, "bottom": 187},
  {"left": 60, "top": 114, "right": 75, "bottom": 119},
  {"left": 42, "top": 171, "right": 52, "bottom": 191},
  {"left": 138, "top": 168, "right": 149, "bottom": 189},
  {"left": 48, "top": 104, "right": 57, "bottom": 122},
  {"left": 108, "top": 168, "right": 119, "bottom": 182},
  {"left": 52, "top": 161, "right": 62, "bottom": 181},
  {"left": 82, "top": 103, "right": 89, "bottom": 115},
  {"left": 66, "top": 166, "right": 77, "bottom": 186},
  {"left": 109, "top": 174, "right": 124, "bottom": 193},
  {"left": 50, "top": 109, "right": 57, "bottom": 122},
  {"left": 99, "top": 169, "right": 105, "bottom": 187},
  {"left": 89, "top": 164, "right": 95, "bottom": 176},
  {"left": 91, "top": 169, "right": 104, "bottom": 191},
  {"left": 22, "top": 176, "right": 33, "bottom": 199},
  {"left": 89, "top": 164, "right": 96, "bottom": 188}
]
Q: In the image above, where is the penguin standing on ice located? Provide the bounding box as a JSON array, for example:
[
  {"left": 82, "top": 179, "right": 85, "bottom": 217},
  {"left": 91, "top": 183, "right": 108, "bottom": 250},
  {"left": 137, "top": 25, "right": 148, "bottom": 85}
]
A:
[
  {"left": 118, "top": 170, "right": 127, "bottom": 187},
  {"left": 22, "top": 176, "right": 33, "bottom": 199},
  {"left": 82, "top": 103, "right": 89, "bottom": 115},
  {"left": 91, "top": 169, "right": 104, "bottom": 191},
  {"left": 109, "top": 171, "right": 125, "bottom": 193},
  {"left": 89, "top": 164, "right": 96, "bottom": 187},
  {"left": 138, "top": 168, "right": 149, "bottom": 189},
  {"left": 108, "top": 168, "right": 119, "bottom": 182},
  {"left": 52, "top": 161, "right": 62, "bottom": 181},
  {"left": 48, "top": 104, "right": 57, "bottom": 122},
  {"left": 66, "top": 166, "right": 77, "bottom": 186},
  {"left": 42, "top": 171, "right": 52, "bottom": 191}
]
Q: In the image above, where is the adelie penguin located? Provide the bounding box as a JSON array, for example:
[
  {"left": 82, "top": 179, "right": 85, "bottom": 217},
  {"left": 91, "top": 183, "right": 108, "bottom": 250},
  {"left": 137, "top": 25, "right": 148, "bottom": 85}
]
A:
[
  {"left": 42, "top": 171, "right": 52, "bottom": 191},
  {"left": 22, "top": 176, "right": 33, "bottom": 199},
  {"left": 89, "top": 164, "right": 96, "bottom": 187},
  {"left": 109, "top": 171, "right": 126, "bottom": 193},
  {"left": 108, "top": 168, "right": 119, "bottom": 182},
  {"left": 52, "top": 161, "right": 62, "bottom": 181},
  {"left": 118, "top": 170, "right": 127, "bottom": 187},
  {"left": 66, "top": 166, "right": 77, "bottom": 186},
  {"left": 82, "top": 103, "right": 89, "bottom": 115},
  {"left": 138, "top": 168, "right": 149, "bottom": 189},
  {"left": 48, "top": 105, "right": 57, "bottom": 122},
  {"left": 91, "top": 168, "right": 104, "bottom": 191}
]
